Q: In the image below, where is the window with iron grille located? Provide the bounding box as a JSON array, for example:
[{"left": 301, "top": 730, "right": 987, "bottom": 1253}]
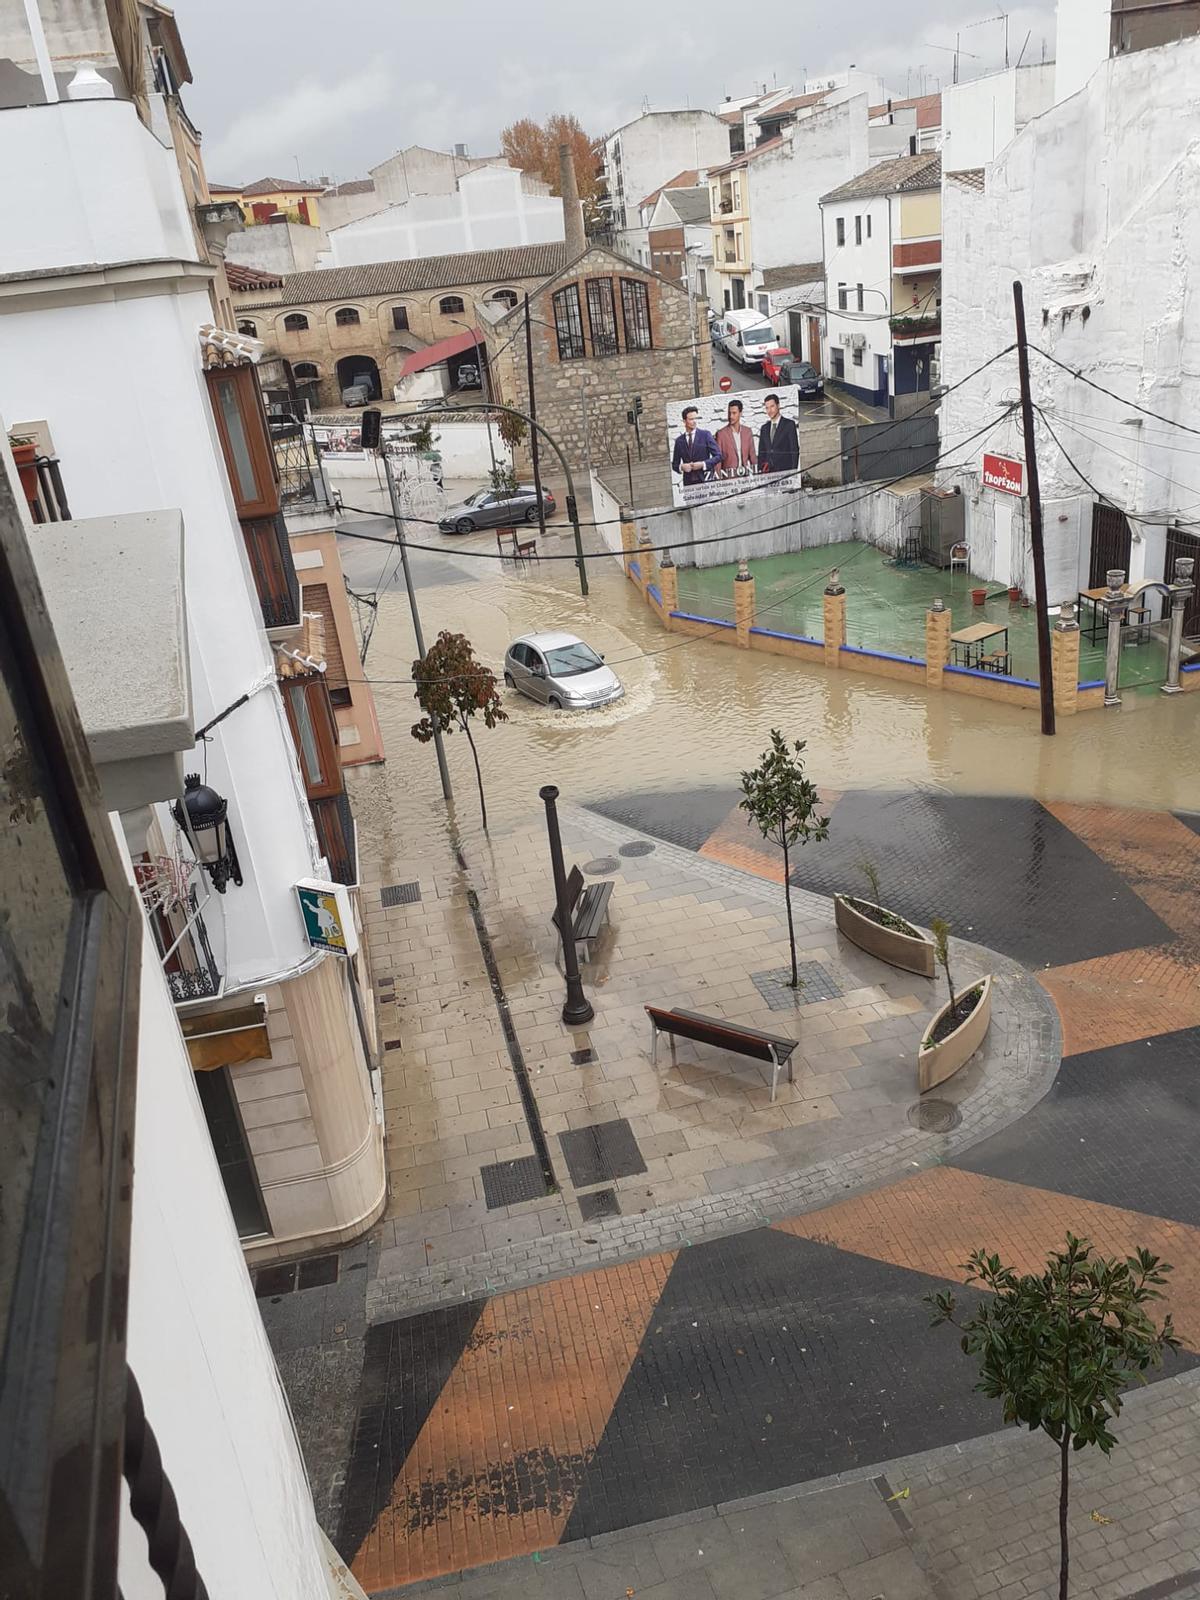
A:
[
  {"left": 837, "top": 283, "right": 848, "bottom": 311},
  {"left": 552, "top": 284, "right": 587, "bottom": 360},
  {"left": 283, "top": 313, "right": 308, "bottom": 332},
  {"left": 334, "top": 307, "right": 360, "bottom": 326},
  {"left": 620, "top": 279, "right": 652, "bottom": 351},
  {"left": 585, "top": 278, "right": 619, "bottom": 356},
  {"left": 439, "top": 295, "right": 465, "bottom": 314},
  {"left": 835, "top": 217, "right": 845, "bottom": 246},
  {"left": 491, "top": 288, "right": 519, "bottom": 308},
  {"left": 237, "top": 320, "right": 257, "bottom": 337}
]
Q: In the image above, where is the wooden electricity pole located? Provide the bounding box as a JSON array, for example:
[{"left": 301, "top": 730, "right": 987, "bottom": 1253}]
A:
[{"left": 1013, "top": 279, "right": 1055, "bottom": 736}]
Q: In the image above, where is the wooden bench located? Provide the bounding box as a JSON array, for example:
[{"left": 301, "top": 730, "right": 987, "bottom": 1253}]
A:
[
  {"left": 645, "top": 1005, "right": 797, "bottom": 1102},
  {"left": 496, "top": 526, "right": 538, "bottom": 564},
  {"left": 551, "top": 865, "right": 613, "bottom": 959}
]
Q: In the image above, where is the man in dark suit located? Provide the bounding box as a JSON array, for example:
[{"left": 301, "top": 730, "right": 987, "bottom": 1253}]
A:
[
  {"left": 672, "top": 405, "right": 721, "bottom": 489},
  {"left": 757, "top": 392, "right": 800, "bottom": 474}
]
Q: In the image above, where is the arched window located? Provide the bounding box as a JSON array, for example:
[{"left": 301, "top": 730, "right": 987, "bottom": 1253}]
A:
[
  {"left": 334, "top": 306, "right": 360, "bottom": 326},
  {"left": 283, "top": 312, "right": 309, "bottom": 332},
  {"left": 237, "top": 319, "right": 257, "bottom": 336},
  {"left": 438, "top": 295, "right": 465, "bottom": 315},
  {"left": 293, "top": 363, "right": 319, "bottom": 380},
  {"left": 490, "top": 288, "right": 518, "bottom": 309}
]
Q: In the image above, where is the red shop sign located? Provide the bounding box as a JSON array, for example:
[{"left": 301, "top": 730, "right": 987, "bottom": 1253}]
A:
[{"left": 982, "top": 452, "right": 1024, "bottom": 495}]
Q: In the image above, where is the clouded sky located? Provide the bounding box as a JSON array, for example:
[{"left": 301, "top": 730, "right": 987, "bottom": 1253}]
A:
[{"left": 174, "top": 0, "right": 1057, "bottom": 186}]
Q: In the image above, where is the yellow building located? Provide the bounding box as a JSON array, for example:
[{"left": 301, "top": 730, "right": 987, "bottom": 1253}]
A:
[{"left": 210, "top": 177, "right": 326, "bottom": 228}]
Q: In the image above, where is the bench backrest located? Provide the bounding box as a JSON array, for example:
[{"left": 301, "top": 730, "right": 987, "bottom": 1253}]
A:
[
  {"left": 552, "top": 866, "right": 586, "bottom": 930},
  {"left": 645, "top": 1005, "right": 774, "bottom": 1062}
]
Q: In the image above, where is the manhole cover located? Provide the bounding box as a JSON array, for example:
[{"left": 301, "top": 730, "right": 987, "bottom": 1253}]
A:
[
  {"left": 578, "top": 1188, "right": 620, "bottom": 1221},
  {"left": 479, "top": 1154, "right": 548, "bottom": 1209},
  {"left": 582, "top": 857, "right": 619, "bottom": 874},
  {"left": 618, "top": 841, "right": 655, "bottom": 857},
  {"left": 381, "top": 882, "right": 421, "bottom": 907},
  {"left": 907, "top": 1099, "right": 962, "bottom": 1133}
]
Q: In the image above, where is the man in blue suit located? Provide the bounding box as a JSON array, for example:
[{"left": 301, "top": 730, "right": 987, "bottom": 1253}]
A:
[{"left": 672, "top": 406, "right": 721, "bottom": 490}]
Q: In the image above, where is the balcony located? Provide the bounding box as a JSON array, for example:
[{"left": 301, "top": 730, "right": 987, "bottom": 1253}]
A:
[
  {"left": 241, "top": 510, "right": 301, "bottom": 632},
  {"left": 892, "top": 239, "right": 941, "bottom": 272},
  {"left": 144, "top": 882, "right": 223, "bottom": 1003},
  {"left": 889, "top": 314, "right": 941, "bottom": 342},
  {"left": 312, "top": 791, "right": 357, "bottom": 887},
  {"left": 9, "top": 439, "right": 71, "bottom": 523}
]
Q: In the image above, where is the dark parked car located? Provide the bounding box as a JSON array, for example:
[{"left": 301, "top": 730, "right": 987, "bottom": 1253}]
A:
[
  {"left": 455, "top": 362, "right": 482, "bottom": 390},
  {"left": 760, "top": 350, "right": 824, "bottom": 397},
  {"left": 438, "top": 483, "right": 556, "bottom": 533}
]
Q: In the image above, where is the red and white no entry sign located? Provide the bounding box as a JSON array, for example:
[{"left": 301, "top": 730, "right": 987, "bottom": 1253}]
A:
[{"left": 718, "top": 374, "right": 733, "bottom": 392}]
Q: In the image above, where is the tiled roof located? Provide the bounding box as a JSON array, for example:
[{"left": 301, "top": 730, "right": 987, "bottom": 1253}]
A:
[
  {"left": 868, "top": 93, "right": 942, "bottom": 130},
  {"left": 324, "top": 178, "right": 375, "bottom": 196},
  {"left": 760, "top": 261, "right": 824, "bottom": 291},
  {"left": 640, "top": 169, "right": 699, "bottom": 208},
  {"left": 241, "top": 176, "right": 326, "bottom": 197},
  {"left": 755, "top": 89, "right": 830, "bottom": 119},
  {"left": 255, "top": 241, "right": 570, "bottom": 306},
  {"left": 662, "top": 187, "right": 712, "bottom": 225},
  {"left": 946, "top": 167, "right": 986, "bottom": 192},
  {"left": 821, "top": 152, "right": 941, "bottom": 204},
  {"left": 225, "top": 262, "right": 285, "bottom": 290},
  {"left": 709, "top": 135, "right": 785, "bottom": 176},
  {"left": 208, "top": 182, "right": 242, "bottom": 194}
]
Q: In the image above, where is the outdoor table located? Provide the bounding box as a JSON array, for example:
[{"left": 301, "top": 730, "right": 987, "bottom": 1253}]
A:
[
  {"left": 950, "top": 619, "right": 1010, "bottom": 669},
  {"left": 1078, "top": 584, "right": 1131, "bottom": 644}
]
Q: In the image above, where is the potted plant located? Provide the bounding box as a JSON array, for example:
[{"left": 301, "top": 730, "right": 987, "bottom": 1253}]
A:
[
  {"left": 1008, "top": 584, "right": 1021, "bottom": 603},
  {"left": 918, "top": 917, "right": 992, "bottom": 1092},
  {"left": 971, "top": 586, "right": 988, "bottom": 608},
  {"left": 834, "top": 858, "right": 935, "bottom": 977},
  {"left": 8, "top": 434, "right": 39, "bottom": 506}
]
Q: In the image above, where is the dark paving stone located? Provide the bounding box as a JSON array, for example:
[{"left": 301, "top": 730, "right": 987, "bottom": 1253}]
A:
[
  {"left": 752, "top": 963, "right": 843, "bottom": 1010},
  {"left": 335, "top": 1299, "right": 486, "bottom": 1564},
  {"left": 381, "top": 881, "right": 422, "bottom": 907},
  {"left": 255, "top": 1262, "right": 296, "bottom": 1298},
  {"left": 559, "top": 1119, "right": 647, "bottom": 1188},
  {"left": 578, "top": 1188, "right": 621, "bottom": 1221},
  {"left": 480, "top": 1153, "right": 547, "bottom": 1209},
  {"left": 297, "top": 1252, "right": 340, "bottom": 1290},
  {"left": 587, "top": 787, "right": 742, "bottom": 855},
  {"left": 275, "top": 1335, "right": 365, "bottom": 1535},
  {"left": 1172, "top": 810, "right": 1200, "bottom": 837},
  {"left": 571, "top": 1047, "right": 598, "bottom": 1065},
  {"left": 783, "top": 790, "right": 1171, "bottom": 968},
  {"left": 954, "top": 1025, "right": 1200, "bottom": 1228}
]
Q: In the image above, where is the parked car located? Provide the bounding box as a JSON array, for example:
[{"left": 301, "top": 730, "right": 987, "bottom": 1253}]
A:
[
  {"left": 715, "top": 308, "right": 777, "bottom": 368},
  {"left": 504, "top": 632, "right": 624, "bottom": 710},
  {"left": 760, "top": 348, "right": 825, "bottom": 397},
  {"left": 455, "top": 362, "right": 482, "bottom": 390},
  {"left": 341, "top": 382, "right": 371, "bottom": 407},
  {"left": 438, "top": 483, "right": 556, "bottom": 533}
]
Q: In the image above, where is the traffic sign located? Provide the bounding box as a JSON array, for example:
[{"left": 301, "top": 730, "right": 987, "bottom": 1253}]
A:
[{"left": 718, "top": 375, "right": 733, "bottom": 392}]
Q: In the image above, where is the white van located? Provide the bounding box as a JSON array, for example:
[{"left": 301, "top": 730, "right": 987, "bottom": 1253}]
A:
[{"left": 717, "top": 308, "right": 778, "bottom": 369}]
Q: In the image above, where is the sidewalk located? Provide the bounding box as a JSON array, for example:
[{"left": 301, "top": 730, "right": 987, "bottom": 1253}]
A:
[{"left": 383, "top": 1369, "right": 1200, "bottom": 1600}]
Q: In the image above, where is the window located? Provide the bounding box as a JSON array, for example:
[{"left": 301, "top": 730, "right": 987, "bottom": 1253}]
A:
[
  {"left": 552, "top": 283, "right": 586, "bottom": 359},
  {"left": 391, "top": 305, "right": 409, "bottom": 331},
  {"left": 293, "top": 362, "right": 319, "bottom": 380},
  {"left": 237, "top": 320, "right": 257, "bottom": 337},
  {"left": 851, "top": 344, "right": 863, "bottom": 367},
  {"left": 757, "top": 293, "right": 770, "bottom": 316},
  {"left": 334, "top": 307, "right": 360, "bottom": 326},
  {"left": 205, "top": 363, "right": 280, "bottom": 519},
  {"left": 835, "top": 217, "right": 846, "bottom": 246},
  {"left": 698, "top": 267, "right": 707, "bottom": 297},
  {"left": 439, "top": 295, "right": 465, "bottom": 314},
  {"left": 856, "top": 283, "right": 864, "bottom": 312},
  {"left": 585, "top": 278, "right": 619, "bottom": 356},
  {"left": 195, "top": 1069, "right": 268, "bottom": 1238},
  {"left": 283, "top": 677, "right": 341, "bottom": 799},
  {"left": 620, "top": 278, "right": 652, "bottom": 350},
  {"left": 837, "top": 283, "right": 848, "bottom": 311},
  {"left": 867, "top": 214, "right": 872, "bottom": 238},
  {"left": 283, "top": 312, "right": 308, "bottom": 332},
  {"left": 855, "top": 215, "right": 862, "bottom": 245},
  {"left": 491, "top": 288, "right": 518, "bottom": 308}
]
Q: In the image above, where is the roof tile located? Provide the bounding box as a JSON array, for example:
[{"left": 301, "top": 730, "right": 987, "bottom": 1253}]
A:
[
  {"left": 252, "top": 241, "right": 570, "bottom": 307},
  {"left": 820, "top": 152, "right": 941, "bottom": 205}
]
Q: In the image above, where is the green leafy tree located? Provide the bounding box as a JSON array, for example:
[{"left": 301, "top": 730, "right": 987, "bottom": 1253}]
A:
[
  {"left": 739, "top": 731, "right": 829, "bottom": 987},
  {"left": 927, "top": 1236, "right": 1179, "bottom": 1600},
  {"left": 858, "top": 855, "right": 883, "bottom": 906},
  {"left": 930, "top": 915, "right": 956, "bottom": 1012},
  {"left": 411, "top": 631, "right": 507, "bottom": 831},
  {"left": 489, "top": 462, "right": 519, "bottom": 499}
]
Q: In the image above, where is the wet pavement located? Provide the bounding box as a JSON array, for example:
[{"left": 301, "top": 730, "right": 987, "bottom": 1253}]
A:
[{"left": 259, "top": 517, "right": 1200, "bottom": 1593}]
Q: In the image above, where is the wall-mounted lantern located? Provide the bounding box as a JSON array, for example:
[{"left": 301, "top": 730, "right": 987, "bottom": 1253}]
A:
[{"left": 173, "top": 774, "right": 243, "bottom": 893}]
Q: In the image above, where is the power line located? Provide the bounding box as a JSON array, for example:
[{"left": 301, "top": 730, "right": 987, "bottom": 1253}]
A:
[
  {"left": 1032, "top": 345, "right": 1200, "bottom": 439},
  {"left": 1033, "top": 407, "right": 1200, "bottom": 530}
]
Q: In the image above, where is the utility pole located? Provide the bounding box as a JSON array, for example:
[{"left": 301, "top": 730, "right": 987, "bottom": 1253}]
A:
[
  {"left": 685, "top": 250, "right": 700, "bottom": 392},
  {"left": 1012, "top": 279, "right": 1055, "bottom": 736},
  {"left": 383, "top": 452, "right": 455, "bottom": 796},
  {"left": 524, "top": 293, "right": 548, "bottom": 544}
]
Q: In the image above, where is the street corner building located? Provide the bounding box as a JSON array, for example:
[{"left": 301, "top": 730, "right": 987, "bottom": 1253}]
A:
[{"left": 0, "top": 0, "right": 387, "bottom": 1268}]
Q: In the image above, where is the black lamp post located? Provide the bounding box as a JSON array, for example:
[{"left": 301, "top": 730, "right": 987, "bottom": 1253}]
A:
[
  {"left": 173, "top": 773, "right": 243, "bottom": 893},
  {"left": 540, "top": 785, "right": 594, "bottom": 1027}
]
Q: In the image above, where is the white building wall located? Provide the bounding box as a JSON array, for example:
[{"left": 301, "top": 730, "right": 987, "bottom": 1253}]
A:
[
  {"left": 752, "top": 96, "right": 870, "bottom": 271},
  {"left": 941, "top": 64, "right": 1055, "bottom": 173},
  {"left": 117, "top": 863, "right": 335, "bottom": 1600},
  {"left": 605, "top": 111, "right": 730, "bottom": 233},
  {"left": 326, "top": 166, "right": 565, "bottom": 265},
  {"left": 939, "top": 35, "right": 1200, "bottom": 601},
  {"left": 226, "top": 218, "right": 326, "bottom": 275},
  {"left": 1055, "top": 0, "right": 1114, "bottom": 101},
  {"left": 368, "top": 145, "right": 500, "bottom": 206},
  {"left": 822, "top": 195, "right": 893, "bottom": 392}
]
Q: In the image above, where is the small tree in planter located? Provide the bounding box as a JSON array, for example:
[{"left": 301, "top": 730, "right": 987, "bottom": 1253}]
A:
[
  {"left": 740, "top": 731, "right": 829, "bottom": 988},
  {"left": 930, "top": 916, "right": 957, "bottom": 1016},
  {"left": 412, "top": 631, "right": 507, "bottom": 831},
  {"left": 927, "top": 1236, "right": 1179, "bottom": 1600}
]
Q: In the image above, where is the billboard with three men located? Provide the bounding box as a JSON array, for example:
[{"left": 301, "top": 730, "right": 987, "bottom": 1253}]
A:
[{"left": 665, "top": 384, "right": 803, "bottom": 508}]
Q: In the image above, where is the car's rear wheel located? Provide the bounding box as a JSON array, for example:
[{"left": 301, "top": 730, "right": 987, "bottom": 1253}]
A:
[
  {"left": 455, "top": 517, "right": 474, "bottom": 533},
  {"left": 524, "top": 505, "right": 539, "bottom": 524}
]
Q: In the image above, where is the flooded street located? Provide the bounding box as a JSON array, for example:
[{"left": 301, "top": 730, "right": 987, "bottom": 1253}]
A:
[{"left": 336, "top": 507, "right": 1200, "bottom": 861}]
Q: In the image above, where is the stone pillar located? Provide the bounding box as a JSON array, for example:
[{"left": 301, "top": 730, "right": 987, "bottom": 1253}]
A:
[
  {"left": 925, "top": 598, "right": 951, "bottom": 688},
  {"left": 658, "top": 552, "right": 679, "bottom": 626},
  {"left": 620, "top": 509, "right": 637, "bottom": 581},
  {"left": 1163, "top": 556, "right": 1195, "bottom": 694},
  {"left": 734, "top": 559, "right": 755, "bottom": 648},
  {"left": 1101, "top": 568, "right": 1128, "bottom": 708},
  {"left": 637, "top": 533, "right": 655, "bottom": 595},
  {"left": 1051, "top": 602, "right": 1081, "bottom": 716},
  {"left": 823, "top": 568, "right": 846, "bottom": 671}
]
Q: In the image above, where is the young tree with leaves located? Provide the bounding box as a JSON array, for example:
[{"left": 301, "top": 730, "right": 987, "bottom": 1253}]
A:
[
  {"left": 930, "top": 915, "right": 956, "bottom": 1013},
  {"left": 927, "top": 1236, "right": 1178, "bottom": 1600},
  {"left": 739, "top": 731, "right": 829, "bottom": 987},
  {"left": 411, "top": 631, "right": 507, "bottom": 831}
]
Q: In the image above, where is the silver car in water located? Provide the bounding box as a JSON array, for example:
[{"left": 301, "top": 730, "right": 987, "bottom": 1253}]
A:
[{"left": 503, "top": 632, "right": 624, "bottom": 710}]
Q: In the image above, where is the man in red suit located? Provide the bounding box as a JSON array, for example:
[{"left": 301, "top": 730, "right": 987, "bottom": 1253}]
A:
[{"left": 714, "top": 399, "right": 757, "bottom": 475}]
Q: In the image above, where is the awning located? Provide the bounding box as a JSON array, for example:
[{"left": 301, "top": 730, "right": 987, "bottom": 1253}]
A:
[
  {"left": 399, "top": 328, "right": 483, "bottom": 378},
  {"left": 181, "top": 999, "right": 272, "bottom": 1070}
]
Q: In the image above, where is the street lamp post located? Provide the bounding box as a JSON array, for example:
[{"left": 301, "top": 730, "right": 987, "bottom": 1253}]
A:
[
  {"left": 447, "top": 317, "right": 496, "bottom": 475},
  {"left": 539, "top": 785, "right": 594, "bottom": 1027}
]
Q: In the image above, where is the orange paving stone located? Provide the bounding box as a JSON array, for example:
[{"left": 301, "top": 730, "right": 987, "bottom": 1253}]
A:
[
  {"left": 1040, "top": 946, "right": 1200, "bottom": 1056},
  {"left": 699, "top": 790, "right": 843, "bottom": 883},
  {"left": 1046, "top": 801, "right": 1200, "bottom": 942},
  {"left": 353, "top": 1250, "right": 675, "bottom": 1589},
  {"left": 778, "top": 1166, "right": 1200, "bottom": 1347}
]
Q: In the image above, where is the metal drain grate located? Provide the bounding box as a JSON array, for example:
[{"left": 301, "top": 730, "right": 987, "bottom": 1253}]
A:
[
  {"left": 907, "top": 1098, "right": 963, "bottom": 1133},
  {"left": 578, "top": 1188, "right": 620, "bottom": 1221},
  {"left": 570, "top": 1047, "right": 597, "bottom": 1065},
  {"left": 479, "top": 1154, "right": 547, "bottom": 1209},
  {"left": 559, "top": 1119, "right": 647, "bottom": 1188},
  {"left": 297, "top": 1253, "right": 340, "bottom": 1289},
  {"left": 752, "top": 962, "right": 843, "bottom": 1011},
  {"left": 582, "top": 857, "right": 620, "bottom": 874},
  {"left": 254, "top": 1263, "right": 296, "bottom": 1299},
  {"left": 381, "top": 882, "right": 422, "bottom": 908},
  {"left": 618, "top": 841, "right": 655, "bottom": 858}
]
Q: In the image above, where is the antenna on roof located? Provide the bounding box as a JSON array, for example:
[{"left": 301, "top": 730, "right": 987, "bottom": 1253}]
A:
[{"left": 642, "top": 94, "right": 650, "bottom": 113}]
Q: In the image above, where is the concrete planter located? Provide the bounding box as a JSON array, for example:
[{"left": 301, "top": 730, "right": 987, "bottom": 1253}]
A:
[
  {"left": 919, "top": 977, "right": 992, "bottom": 1093},
  {"left": 835, "top": 894, "right": 936, "bottom": 978}
]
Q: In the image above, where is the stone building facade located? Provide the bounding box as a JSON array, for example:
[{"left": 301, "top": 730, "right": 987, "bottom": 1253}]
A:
[
  {"left": 229, "top": 241, "right": 568, "bottom": 409},
  {"left": 486, "top": 244, "right": 712, "bottom": 473}
]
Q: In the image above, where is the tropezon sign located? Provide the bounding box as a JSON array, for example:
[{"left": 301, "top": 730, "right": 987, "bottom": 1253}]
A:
[{"left": 982, "top": 452, "right": 1024, "bottom": 495}]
